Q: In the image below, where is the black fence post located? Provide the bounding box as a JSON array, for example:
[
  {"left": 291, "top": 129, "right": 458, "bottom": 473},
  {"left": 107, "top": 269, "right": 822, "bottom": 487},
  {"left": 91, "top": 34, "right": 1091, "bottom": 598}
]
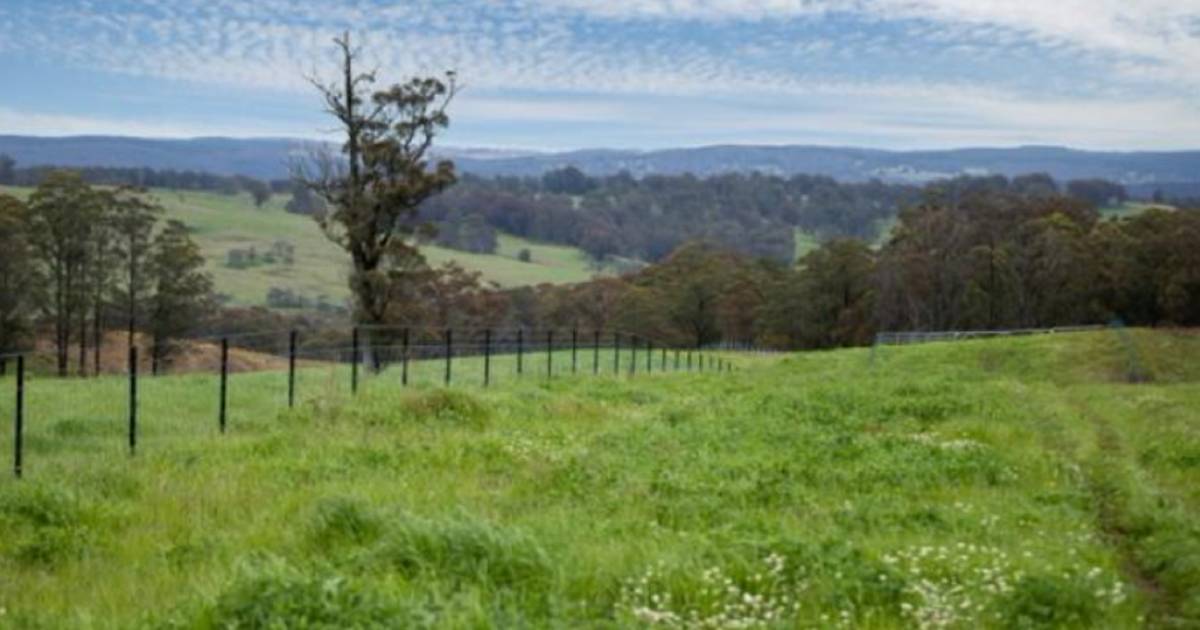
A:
[
  {"left": 544, "top": 330, "right": 552, "bottom": 378},
  {"left": 483, "top": 329, "right": 491, "bottom": 387},
  {"left": 571, "top": 329, "right": 578, "bottom": 374},
  {"left": 288, "top": 330, "right": 297, "bottom": 408},
  {"left": 351, "top": 327, "right": 359, "bottom": 395},
  {"left": 444, "top": 329, "right": 452, "bottom": 386},
  {"left": 630, "top": 336, "right": 637, "bottom": 376},
  {"left": 593, "top": 330, "right": 600, "bottom": 375},
  {"left": 687, "top": 351, "right": 693, "bottom": 372},
  {"left": 129, "top": 346, "right": 138, "bottom": 456},
  {"left": 613, "top": 333, "right": 621, "bottom": 375},
  {"left": 661, "top": 347, "right": 667, "bottom": 372},
  {"left": 517, "top": 329, "right": 524, "bottom": 376},
  {"left": 674, "top": 349, "right": 680, "bottom": 371},
  {"left": 402, "top": 328, "right": 410, "bottom": 387},
  {"left": 0, "top": 356, "right": 6, "bottom": 377},
  {"left": 13, "top": 355, "right": 23, "bottom": 479},
  {"left": 219, "top": 337, "right": 229, "bottom": 434},
  {"left": 646, "top": 340, "right": 652, "bottom": 373}
]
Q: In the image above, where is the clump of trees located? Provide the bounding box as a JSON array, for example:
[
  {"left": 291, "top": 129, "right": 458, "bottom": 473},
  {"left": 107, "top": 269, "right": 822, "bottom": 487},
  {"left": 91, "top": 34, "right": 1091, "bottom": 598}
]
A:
[
  {"left": 0, "top": 172, "right": 215, "bottom": 373},
  {"left": 0, "top": 155, "right": 280, "bottom": 206},
  {"left": 419, "top": 170, "right": 922, "bottom": 263}
]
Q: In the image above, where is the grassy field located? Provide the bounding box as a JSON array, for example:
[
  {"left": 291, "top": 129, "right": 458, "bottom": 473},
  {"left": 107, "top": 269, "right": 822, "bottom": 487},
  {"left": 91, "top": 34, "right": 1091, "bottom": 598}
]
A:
[
  {"left": 0, "top": 187, "right": 607, "bottom": 307},
  {"left": 0, "top": 330, "right": 1197, "bottom": 627}
]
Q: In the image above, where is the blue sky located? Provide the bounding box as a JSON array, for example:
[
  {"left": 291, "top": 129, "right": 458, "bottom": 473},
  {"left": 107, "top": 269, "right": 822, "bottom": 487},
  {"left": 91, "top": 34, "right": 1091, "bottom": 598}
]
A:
[{"left": 1, "top": 0, "right": 1198, "bottom": 150}]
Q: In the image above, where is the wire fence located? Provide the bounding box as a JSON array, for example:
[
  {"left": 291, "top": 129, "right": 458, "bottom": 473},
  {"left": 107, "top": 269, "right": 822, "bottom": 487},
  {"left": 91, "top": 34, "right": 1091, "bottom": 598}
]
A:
[{"left": 0, "top": 326, "right": 740, "bottom": 479}]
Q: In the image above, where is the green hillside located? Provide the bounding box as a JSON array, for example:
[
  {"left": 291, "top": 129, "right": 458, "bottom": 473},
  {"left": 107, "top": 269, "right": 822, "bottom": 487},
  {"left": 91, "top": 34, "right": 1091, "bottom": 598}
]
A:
[
  {"left": 0, "top": 330, "right": 1197, "bottom": 627},
  {"left": 0, "top": 187, "right": 606, "bottom": 308}
]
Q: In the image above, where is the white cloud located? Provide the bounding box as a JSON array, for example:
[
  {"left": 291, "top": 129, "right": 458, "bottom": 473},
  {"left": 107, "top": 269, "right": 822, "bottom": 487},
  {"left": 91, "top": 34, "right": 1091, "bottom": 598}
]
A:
[
  {"left": 0, "top": 107, "right": 324, "bottom": 140},
  {"left": 0, "top": 1, "right": 1197, "bottom": 148}
]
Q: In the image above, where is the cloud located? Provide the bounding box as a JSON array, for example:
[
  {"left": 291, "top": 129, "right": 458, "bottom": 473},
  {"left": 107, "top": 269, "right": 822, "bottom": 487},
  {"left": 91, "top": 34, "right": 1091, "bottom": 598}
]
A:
[
  {"left": 0, "top": 107, "right": 322, "bottom": 139},
  {"left": 0, "top": 0, "right": 1196, "bottom": 149}
]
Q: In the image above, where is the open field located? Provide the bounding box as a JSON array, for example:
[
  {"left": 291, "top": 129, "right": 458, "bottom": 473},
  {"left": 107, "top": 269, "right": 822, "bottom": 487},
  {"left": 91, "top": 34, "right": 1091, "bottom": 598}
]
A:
[
  {"left": 0, "top": 187, "right": 607, "bottom": 307},
  {"left": 0, "top": 330, "right": 1197, "bottom": 627}
]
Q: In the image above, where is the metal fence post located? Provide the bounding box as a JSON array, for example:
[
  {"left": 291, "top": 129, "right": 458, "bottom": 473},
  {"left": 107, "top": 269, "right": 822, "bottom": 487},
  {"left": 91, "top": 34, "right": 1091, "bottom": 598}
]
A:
[
  {"left": 571, "top": 329, "right": 578, "bottom": 374},
  {"left": 687, "top": 351, "right": 693, "bottom": 372},
  {"left": 593, "top": 330, "right": 600, "bottom": 374},
  {"left": 630, "top": 336, "right": 637, "bottom": 376},
  {"left": 674, "top": 349, "right": 680, "bottom": 371},
  {"left": 445, "top": 329, "right": 452, "bottom": 386},
  {"left": 646, "top": 339, "right": 652, "bottom": 373},
  {"left": 129, "top": 346, "right": 138, "bottom": 456},
  {"left": 288, "top": 330, "right": 297, "bottom": 408},
  {"left": 613, "top": 333, "right": 620, "bottom": 374},
  {"left": 517, "top": 329, "right": 524, "bottom": 376},
  {"left": 484, "top": 329, "right": 492, "bottom": 387},
  {"left": 661, "top": 347, "right": 667, "bottom": 372},
  {"left": 402, "top": 328, "right": 410, "bottom": 387},
  {"left": 13, "top": 355, "right": 23, "bottom": 478},
  {"left": 351, "top": 327, "right": 359, "bottom": 395},
  {"left": 546, "top": 330, "right": 554, "bottom": 378},
  {"left": 219, "top": 337, "right": 229, "bottom": 434}
]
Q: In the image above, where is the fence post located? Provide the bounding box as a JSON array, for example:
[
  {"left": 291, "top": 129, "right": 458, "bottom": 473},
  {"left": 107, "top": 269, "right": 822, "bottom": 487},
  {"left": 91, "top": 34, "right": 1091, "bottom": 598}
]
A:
[
  {"left": 593, "top": 330, "right": 600, "bottom": 375},
  {"left": 546, "top": 330, "right": 554, "bottom": 379},
  {"left": 687, "top": 351, "right": 693, "bottom": 372},
  {"left": 219, "top": 337, "right": 228, "bottom": 434},
  {"left": 402, "top": 328, "right": 410, "bottom": 387},
  {"left": 571, "top": 329, "right": 578, "bottom": 374},
  {"left": 646, "top": 339, "right": 652, "bottom": 373},
  {"left": 484, "top": 329, "right": 491, "bottom": 387},
  {"left": 517, "top": 329, "right": 524, "bottom": 376},
  {"left": 13, "top": 355, "right": 23, "bottom": 479},
  {"left": 129, "top": 346, "right": 138, "bottom": 456},
  {"left": 661, "top": 347, "right": 667, "bottom": 372},
  {"left": 288, "top": 330, "right": 297, "bottom": 408},
  {"left": 674, "top": 349, "right": 680, "bottom": 371},
  {"left": 613, "top": 333, "right": 621, "bottom": 374},
  {"left": 351, "top": 327, "right": 359, "bottom": 395},
  {"left": 630, "top": 336, "right": 637, "bottom": 376},
  {"left": 444, "top": 329, "right": 452, "bottom": 386},
  {"left": 0, "top": 356, "right": 5, "bottom": 377}
]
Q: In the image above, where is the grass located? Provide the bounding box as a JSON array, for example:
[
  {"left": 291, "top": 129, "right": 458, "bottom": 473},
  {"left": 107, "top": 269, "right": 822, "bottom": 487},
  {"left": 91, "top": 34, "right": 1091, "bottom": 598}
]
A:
[
  {"left": 0, "top": 187, "right": 606, "bottom": 307},
  {"left": 1098, "top": 202, "right": 1174, "bottom": 219},
  {"left": 0, "top": 329, "right": 1197, "bottom": 627}
]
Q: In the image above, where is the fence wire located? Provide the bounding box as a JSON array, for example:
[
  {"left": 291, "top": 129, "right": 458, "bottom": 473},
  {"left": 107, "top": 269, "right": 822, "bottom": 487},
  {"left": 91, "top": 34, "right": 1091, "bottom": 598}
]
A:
[{"left": 0, "top": 327, "right": 738, "bottom": 479}]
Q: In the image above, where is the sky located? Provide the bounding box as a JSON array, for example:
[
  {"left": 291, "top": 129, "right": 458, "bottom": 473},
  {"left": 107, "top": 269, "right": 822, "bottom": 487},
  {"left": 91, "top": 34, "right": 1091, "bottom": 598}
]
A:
[{"left": 0, "top": 0, "right": 1198, "bottom": 151}]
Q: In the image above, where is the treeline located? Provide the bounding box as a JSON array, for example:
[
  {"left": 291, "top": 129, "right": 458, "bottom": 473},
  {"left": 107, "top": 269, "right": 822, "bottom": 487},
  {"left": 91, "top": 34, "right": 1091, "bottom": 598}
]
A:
[
  {"left": 0, "top": 154, "right": 281, "bottom": 207},
  {"left": 0, "top": 172, "right": 216, "bottom": 372},
  {"left": 418, "top": 168, "right": 1135, "bottom": 266},
  {"left": 343, "top": 173, "right": 1193, "bottom": 351},
  {"left": 418, "top": 169, "right": 923, "bottom": 263}
]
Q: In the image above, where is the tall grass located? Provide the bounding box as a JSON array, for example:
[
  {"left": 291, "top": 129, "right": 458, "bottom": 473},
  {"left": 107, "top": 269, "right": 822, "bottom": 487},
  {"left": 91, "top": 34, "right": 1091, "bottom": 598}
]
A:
[{"left": 0, "top": 331, "right": 1196, "bottom": 627}]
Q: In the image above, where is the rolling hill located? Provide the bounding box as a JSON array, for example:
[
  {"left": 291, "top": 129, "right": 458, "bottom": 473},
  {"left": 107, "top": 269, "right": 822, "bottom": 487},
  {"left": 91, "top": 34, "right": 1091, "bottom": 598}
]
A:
[
  {"left": 3, "top": 135, "right": 1199, "bottom": 188},
  {"left": 0, "top": 186, "right": 608, "bottom": 308}
]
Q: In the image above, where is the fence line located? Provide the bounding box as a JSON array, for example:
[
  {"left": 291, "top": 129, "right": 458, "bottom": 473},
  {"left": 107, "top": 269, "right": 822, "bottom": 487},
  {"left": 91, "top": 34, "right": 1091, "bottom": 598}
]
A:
[
  {"left": 3, "top": 326, "right": 745, "bottom": 479},
  {"left": 873, "top": 325, "right": 1105, "bottom": 346}
]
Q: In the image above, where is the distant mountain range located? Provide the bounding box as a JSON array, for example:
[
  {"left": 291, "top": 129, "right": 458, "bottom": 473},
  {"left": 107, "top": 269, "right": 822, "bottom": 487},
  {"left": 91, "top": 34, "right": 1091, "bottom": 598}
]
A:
[{"left": 2, "top": 135, "right": 1198, "bottom": 194}]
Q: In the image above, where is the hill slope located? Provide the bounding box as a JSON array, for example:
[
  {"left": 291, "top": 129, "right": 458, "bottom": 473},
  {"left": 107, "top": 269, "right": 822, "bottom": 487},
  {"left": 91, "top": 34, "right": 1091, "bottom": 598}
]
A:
[
  {"left": 0, "top": 186, "right": 604, "bottom": 307},
  {"left": 0, "top": 329, "right": 1196, "bottom": 626}
]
